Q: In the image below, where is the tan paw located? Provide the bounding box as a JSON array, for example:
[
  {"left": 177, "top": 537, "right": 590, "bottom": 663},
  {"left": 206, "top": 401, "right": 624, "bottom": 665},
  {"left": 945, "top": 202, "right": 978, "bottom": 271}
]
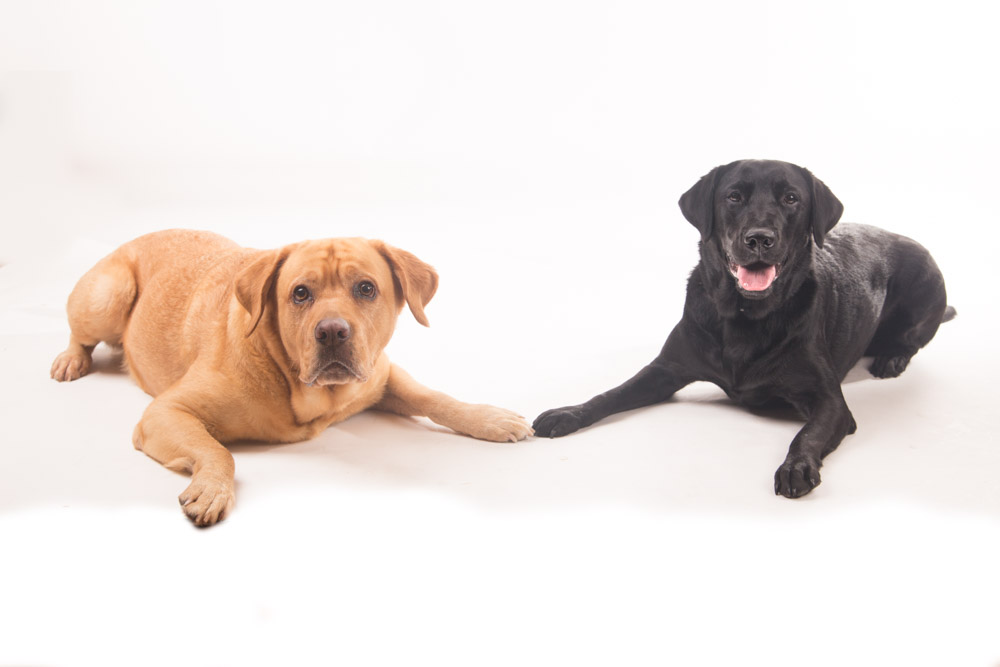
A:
[
  {"left": 179, "top": 475, "right": 235, "bottom": 527},
  {"left": 50, "top": 349, "right": 92, "bottom": 382},
  {"left": 451, "top": 404, "right": 534, "bottom": 443}
]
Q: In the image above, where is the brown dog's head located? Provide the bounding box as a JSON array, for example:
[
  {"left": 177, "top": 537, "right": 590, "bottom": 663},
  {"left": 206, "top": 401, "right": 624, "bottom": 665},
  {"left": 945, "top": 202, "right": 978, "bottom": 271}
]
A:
[{"left": 234, "top": 238, "right": 438, "bottom": 386}]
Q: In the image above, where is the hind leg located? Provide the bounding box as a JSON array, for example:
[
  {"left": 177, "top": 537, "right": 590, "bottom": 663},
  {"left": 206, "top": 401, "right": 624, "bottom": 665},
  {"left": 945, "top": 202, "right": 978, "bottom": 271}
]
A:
[
  {"left": 50, "top": 341, "right": 96, "bottom": 382},
  {"left": 866, "top": 276, "right": 948, "bottom": 379},
  {"left": 868, "top": 309, "right": 946, "bottom": 378},
  {"left": 51, "top": 252, "right": 137, "bottom": 382},
  {"left": 869, "top": 352, "right": 913, "bottom": 379},
  {"left": 865, "top": 236, "right": 950, "bottom": 380}
]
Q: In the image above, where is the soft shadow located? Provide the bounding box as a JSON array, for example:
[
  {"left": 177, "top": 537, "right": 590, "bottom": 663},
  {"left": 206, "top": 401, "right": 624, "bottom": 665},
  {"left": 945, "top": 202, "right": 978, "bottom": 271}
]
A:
[
  {"left": 211, "top": 360, "right": 998, "bottom": 522},
  {"left": 22, "top": 338, "right": 993, "bottom": 523},
  {"left": 844, "top": 357, "right": 877, "bottom": 384},
  {"left": 228, "top": 440, "right": 308, "bottom": 455},
  {"left": 90, "top": 345, "right": 128, "bottom": 376}
]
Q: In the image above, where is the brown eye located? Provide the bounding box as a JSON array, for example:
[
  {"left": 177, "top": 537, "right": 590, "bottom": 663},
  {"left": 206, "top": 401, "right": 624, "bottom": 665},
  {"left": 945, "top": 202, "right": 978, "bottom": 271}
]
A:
[
  {"left": 355, "top": 280, "right": 376, "bottom": 300},
  {"left": 292, "top": 285, "right": 311, "bottom": 303},
  {"left": 727, "top": 191, "right": 743, "bottom": 203},
  {"left": 783, "top": 193, "right": 799, "bottom": 205}
]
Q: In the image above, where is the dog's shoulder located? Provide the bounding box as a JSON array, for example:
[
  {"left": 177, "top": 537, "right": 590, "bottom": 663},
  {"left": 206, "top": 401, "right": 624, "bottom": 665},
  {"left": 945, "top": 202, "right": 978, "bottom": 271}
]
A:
[
  {"left": 815, "top": 222, "right": 933, "bottom": 284},
  {"left": 681, "top": 266, "right": 724, "bottom": 331}
]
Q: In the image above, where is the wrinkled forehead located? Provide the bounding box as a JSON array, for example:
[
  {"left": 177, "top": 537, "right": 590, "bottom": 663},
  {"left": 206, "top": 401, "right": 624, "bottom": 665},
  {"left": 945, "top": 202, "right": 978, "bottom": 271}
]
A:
[
  {"left": 719, "top": 160, "right": 809, "bottom": 193},
  {"left": 279, "top": 238, "right": 392, "bottom": 288}
]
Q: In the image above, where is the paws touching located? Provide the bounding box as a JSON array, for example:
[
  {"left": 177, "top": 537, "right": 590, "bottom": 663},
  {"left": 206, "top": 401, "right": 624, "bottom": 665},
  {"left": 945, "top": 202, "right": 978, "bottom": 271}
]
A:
[
  {"left": 453, "top": 404, "right": 533, "bottom": 443},
  {"left": 532, "top": 406, "right": 588, "bottom": 438},
  {"left": 179, "top": 475, "right": 235, "bottom": 527},
  {"left": 774, "top": 456, "right": 821, "bottom": 498}
]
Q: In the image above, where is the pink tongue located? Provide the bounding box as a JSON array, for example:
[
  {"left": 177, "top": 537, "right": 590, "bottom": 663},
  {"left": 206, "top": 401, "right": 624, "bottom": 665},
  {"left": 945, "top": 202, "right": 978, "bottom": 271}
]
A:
[{"left": 736, "top": 265, "right": 776, "bottom": 291}]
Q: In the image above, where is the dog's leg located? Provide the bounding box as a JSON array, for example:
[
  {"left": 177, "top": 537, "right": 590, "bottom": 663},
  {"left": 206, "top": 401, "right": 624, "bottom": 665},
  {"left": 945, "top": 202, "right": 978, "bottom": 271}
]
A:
[
  {"left": 533, "top": 324, "right": 698, "bottom": 438},
  {"left": 51, "top": 252, "right": 137, "bottom": 381},
  {"left": 867, "top": 305, "right": 942, "bottom": 378},
  {"left": 533, "top": 361, "right": 691, "bottom": 438},
  {"left": 868, "top": 305, "right": 948, "bottom": 378},
  {"left": 376, "top": 363, "right": 533, "bottom": 443},
  {"left": 133, "top": 397, "right": 236, "bottom": 526},
  {"left": 867, "top": 249, "right": 950, "bottom": 379},
  {"left": 774, "top": 388, "right": 856, "bottom": 498}
]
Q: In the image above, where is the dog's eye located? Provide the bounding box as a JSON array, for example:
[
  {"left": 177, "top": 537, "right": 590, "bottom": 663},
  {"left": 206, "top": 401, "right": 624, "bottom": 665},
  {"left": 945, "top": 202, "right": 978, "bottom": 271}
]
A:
[
  {"left": 292, "top": 285, "right": 311, "bottom": 303},
  {"left": 727, "top": 191, "right": 743, "bottom": 203},
  {"left": 355, "top": 280, "right": 377, "bottom": 300},
  {"left": 783, "top": 193, "right": 799, "bottom": 205}
]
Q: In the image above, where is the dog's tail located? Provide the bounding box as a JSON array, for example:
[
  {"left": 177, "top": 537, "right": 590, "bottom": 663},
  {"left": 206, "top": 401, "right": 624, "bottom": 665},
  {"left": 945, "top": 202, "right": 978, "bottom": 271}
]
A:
[{"left": 942, "top": 305, "right": 957, "bottom": 323}]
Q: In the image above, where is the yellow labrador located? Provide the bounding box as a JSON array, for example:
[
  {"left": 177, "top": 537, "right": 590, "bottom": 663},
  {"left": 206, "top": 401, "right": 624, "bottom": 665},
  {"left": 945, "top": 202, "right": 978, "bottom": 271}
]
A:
[{"left": 51, "top": 230, "right": 532, "bottom": 525}]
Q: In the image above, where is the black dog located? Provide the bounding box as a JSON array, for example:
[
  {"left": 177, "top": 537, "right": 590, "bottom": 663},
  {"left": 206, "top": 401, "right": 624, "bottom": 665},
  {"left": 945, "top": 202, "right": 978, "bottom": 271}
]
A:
[{"left": 534, "top": 159, "right": 954, "bottom": 497}]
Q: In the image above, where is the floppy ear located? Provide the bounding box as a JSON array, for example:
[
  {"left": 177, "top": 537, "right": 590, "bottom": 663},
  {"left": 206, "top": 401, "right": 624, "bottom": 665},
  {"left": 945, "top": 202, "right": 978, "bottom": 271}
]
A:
[
  {"left": 234, "top": 247, "right": 291, "bottom": 337},
  {"left": 372, "top": 241, "right": 439, "bottom": 327},
  {"left": 802, "top": 168, "right": 844, "bottom": 248},
  {"left": 678, "top": 165, "right": 723, "bottom": 241}
]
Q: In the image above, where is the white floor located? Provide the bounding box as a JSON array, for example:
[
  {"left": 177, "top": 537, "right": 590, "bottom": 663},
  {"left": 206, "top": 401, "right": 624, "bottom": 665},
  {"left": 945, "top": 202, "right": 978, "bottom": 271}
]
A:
[{"left": 1, "top": 209, "right": 997, "bottom": 666}]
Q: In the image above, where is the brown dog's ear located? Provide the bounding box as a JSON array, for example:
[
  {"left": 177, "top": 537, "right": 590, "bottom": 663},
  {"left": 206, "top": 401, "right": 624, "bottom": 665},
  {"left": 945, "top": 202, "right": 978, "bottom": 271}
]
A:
[
  {"left": 678, "top": 165, "right": 725, "bottom": 242},
  {"left": 372, "top": 241, "right": 438, "bottom": 327},
  {"left": 801, "top": 168, "right": 844, "bottom": 249},
  {"left": 234, "top": 247, "right": 291, "bottom": 337}
]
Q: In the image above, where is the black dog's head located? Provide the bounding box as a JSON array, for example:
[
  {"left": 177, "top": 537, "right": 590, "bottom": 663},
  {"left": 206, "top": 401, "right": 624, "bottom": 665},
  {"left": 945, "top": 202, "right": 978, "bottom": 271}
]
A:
[{"left": 679, "top": 159, "right": 843, "bottom": 317}]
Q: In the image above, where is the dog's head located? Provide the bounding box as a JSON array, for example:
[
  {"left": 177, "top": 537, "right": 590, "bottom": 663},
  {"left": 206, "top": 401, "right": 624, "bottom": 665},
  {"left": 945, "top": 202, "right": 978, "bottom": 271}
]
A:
[
  {"left": 234, "top": 238, "right": 438, "bottom": 387},
  {"left": 679, "top": 159, "right": 843, "bottom": 310}
]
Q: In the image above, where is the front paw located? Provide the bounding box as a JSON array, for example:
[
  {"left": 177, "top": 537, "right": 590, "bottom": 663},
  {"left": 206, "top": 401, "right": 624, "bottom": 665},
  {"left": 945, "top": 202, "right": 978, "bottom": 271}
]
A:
[
  {"left": 774, "top": 456, "right": 822, "bottom": 498},
  {"left": 453, "top": 405, "right": 533, "bottom": 443},
  {"left": 179, "top": 475, "right": 235, "bottom": 527},
  {"left": 532, "top": 406, "right": 588, "bottom": 438}
]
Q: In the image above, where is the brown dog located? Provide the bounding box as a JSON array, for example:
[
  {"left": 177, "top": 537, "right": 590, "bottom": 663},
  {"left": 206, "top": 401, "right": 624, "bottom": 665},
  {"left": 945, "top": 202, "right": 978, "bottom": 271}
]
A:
[{"left": 51, "top": 230, "right": 532, "bottom": 525}]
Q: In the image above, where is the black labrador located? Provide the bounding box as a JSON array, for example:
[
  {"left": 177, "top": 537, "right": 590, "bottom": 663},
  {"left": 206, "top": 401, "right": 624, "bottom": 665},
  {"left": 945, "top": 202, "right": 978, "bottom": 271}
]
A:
[{"left": 533, "top": 159, "right": 954, "bottom": 498}]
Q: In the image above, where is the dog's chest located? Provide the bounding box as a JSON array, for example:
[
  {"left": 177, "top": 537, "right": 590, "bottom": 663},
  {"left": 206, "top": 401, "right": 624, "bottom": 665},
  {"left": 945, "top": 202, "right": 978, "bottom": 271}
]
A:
[
  {"left": 289, "top": 389, "right": 340, "bottom": 435},
  {"left": 285, "top": 382, "right": 381, "bottom": 438},
  {"left": 717, "top": 322, "right": 803, "bottom": 405}
]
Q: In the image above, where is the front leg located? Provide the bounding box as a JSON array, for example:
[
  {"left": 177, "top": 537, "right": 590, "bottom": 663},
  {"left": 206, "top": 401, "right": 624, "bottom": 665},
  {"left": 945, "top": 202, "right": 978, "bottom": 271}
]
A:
[
  {"left": 533, "top": 323, "right": 700, "bottom": 438},
  {"left": 132, "top": 396, "right": 236, "bottom": 526},
  {"left": 774, "top": 387, "right": 857, "bottom": 498},
  {"left": 375, "top": 364, "right": 533, "bottom": 443}
]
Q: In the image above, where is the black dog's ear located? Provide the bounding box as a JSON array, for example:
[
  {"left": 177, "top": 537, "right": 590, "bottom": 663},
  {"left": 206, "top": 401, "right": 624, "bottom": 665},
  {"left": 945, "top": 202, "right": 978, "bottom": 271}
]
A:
[
  {"left": 801, "top": 168, "right": 844, "bottom": 248},
  {"left": 678, "top": 165, "right": 723, "bottom": 241}
]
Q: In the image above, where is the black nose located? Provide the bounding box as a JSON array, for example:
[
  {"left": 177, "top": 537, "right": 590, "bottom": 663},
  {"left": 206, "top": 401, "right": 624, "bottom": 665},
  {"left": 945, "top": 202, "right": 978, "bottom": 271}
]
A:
[
  {"left": 315, "top": 318, "right": 351, "bottom": 346},
  {"left": 744, "top": 228, "right": 776, "bottom": 250}
]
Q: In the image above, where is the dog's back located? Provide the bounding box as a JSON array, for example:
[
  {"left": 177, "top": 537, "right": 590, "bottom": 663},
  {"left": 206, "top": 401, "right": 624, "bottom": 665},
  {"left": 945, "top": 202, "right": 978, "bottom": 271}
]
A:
[
  {"left": 65, "top": 230, "right": 246, "bottom": 394},
  {"left": 814, "top": 223, "right": 950, "bottom": 379}
]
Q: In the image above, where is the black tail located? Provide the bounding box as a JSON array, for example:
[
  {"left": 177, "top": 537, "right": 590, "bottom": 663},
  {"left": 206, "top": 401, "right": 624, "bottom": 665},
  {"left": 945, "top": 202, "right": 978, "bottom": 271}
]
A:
[{"left": 942, "top": 306, "right": 957, "bottom": 323}]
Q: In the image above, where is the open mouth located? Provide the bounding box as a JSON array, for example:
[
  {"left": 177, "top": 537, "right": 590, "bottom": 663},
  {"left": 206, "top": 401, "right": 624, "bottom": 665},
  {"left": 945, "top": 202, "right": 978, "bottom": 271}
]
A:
[{"left": 728, "top": 258, "right": 781, "bottom": 293}]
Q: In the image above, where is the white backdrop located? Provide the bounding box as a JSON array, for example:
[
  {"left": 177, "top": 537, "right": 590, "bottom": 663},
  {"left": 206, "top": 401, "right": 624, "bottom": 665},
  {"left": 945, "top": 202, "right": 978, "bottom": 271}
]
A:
[{"left": 2, "top": 1, "right": 998, "bottom": 665}]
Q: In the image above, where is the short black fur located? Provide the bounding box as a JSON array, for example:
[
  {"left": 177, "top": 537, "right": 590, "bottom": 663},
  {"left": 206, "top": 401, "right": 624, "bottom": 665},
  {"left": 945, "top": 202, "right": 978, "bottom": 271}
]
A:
[{"left": 533, "top": 159, "right": 953, "bottom": 498}]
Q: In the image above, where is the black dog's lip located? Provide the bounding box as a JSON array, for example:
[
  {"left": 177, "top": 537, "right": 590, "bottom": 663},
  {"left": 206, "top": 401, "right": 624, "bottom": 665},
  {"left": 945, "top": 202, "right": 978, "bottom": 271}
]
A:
[
  {"left": 726, "top": 256, "right": 783, "bottom": 297},
  {"left": 727, "top": 258, "right": 782, "bottom": 276}
]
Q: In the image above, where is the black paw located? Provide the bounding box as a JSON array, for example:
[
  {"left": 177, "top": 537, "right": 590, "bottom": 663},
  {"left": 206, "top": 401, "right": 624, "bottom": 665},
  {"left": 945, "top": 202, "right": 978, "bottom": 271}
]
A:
[
  {"left": 870, "top": 354, "right": 911, "bottom": 378},
  {"left": 532, "top": 406, "right": 588, "bottom": 438},
  {"left": 774, "top": 457, "right": 822, "bottom": 498}
]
